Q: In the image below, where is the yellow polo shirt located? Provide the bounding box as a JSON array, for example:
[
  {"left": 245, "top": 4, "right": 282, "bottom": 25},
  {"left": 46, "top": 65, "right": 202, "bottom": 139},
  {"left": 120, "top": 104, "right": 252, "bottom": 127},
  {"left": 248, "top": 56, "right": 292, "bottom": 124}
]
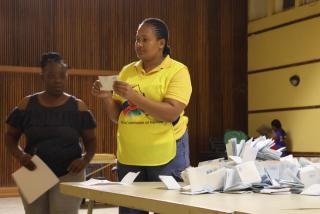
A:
[{"left": 114, "top": 55, "right": 192, "bottom": 165}]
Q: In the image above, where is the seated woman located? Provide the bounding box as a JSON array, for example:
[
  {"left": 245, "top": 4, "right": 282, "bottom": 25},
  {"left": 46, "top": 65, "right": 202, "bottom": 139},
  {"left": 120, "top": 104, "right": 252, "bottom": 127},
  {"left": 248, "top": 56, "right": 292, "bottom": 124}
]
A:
[{"left": 271, "top": 119, "right": 289, "bottom": 156}]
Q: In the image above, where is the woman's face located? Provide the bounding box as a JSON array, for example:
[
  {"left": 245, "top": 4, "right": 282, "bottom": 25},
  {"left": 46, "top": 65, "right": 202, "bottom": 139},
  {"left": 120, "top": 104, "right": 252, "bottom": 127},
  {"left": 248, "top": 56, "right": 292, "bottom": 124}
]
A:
[
  {"left": 42, "top": 62, "right": 67, "bottom": 96},
  {"left": 135, "top": 24, "right": 165, "bottom": 62}
]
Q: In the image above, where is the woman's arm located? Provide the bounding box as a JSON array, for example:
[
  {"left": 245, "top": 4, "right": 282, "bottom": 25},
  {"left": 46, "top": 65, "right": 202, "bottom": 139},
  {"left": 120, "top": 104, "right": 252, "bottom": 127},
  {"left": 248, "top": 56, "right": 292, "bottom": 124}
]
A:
[
  {"left": 68, "top": 100, "right": 98, "bottom": 174},
  {"left": 81, "top": 128, "right": 97, "bottom": 164},
  {"left": 130, "top": 94, "right": 185, "bottom": 122},
  {"left": 5, "top": 125, "right": 36, "bottom": 170},
  {"left": 113, "top": 81, "right": 186, "bottom": 122},
  {"left": 101, "top": 97, "right": 122, "bottom": 124},
  {"left": 67, "top": 128, "right": 97, "bottom": 174}
]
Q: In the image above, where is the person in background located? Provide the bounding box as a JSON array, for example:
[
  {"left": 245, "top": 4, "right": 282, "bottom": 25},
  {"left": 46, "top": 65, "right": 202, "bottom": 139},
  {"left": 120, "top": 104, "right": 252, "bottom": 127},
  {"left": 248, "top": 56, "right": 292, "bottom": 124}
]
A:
[
  {"left": 5, "top": 52, "right": 97, "bottom": 214},
  {"left": 271, "top": 119, "right": 288, "bottom": 156},
  {"left": 256, "top": 124, "right": 273, "bottom": 139},
  {"left": 92, "top": 18, "right": 192, "bottom": 214}
]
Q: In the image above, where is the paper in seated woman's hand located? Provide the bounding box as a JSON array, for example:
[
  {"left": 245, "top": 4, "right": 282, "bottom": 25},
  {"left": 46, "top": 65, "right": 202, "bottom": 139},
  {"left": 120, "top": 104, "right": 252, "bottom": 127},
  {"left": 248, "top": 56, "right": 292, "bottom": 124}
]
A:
[
  {"left": 113, "top": 80, "right": 136, "bottom": 100},
  {"left": 91, "top": 80, "right": 113, "bottom": 98},
  {"left": 67, "top": 158, "right": 89, "bottom": 174},
  {"left": 20, "top": 153, "right": 36, "bottom": 171}
]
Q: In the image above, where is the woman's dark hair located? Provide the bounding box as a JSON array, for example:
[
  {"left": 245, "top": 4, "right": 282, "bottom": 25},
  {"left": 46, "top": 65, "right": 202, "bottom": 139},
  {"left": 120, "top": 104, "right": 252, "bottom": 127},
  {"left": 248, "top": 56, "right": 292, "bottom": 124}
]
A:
[
  {"left": 40, "top": 52, "right": 66, "bottom": 69},
  {"left": 140, "top": 18, "right": 170, "bottom": 56},
  {"left": 271, "top": 119, "right": 282, "bottom": 129}
]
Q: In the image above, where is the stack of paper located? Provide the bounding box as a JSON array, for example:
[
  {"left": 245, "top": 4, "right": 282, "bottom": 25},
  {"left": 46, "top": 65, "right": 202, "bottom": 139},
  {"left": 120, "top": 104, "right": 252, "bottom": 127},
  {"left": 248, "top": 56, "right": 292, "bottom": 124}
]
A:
[
  {"left": 227, "top": 136, "right": 283, "bottom": 164},
  {"left": 180, "top": 159, "right": 262, "bottom": 194},
  {"left": 178, "top": 155, "right": 320, "bottom": 196},
  {"left": 257, "top": 148, "right": 282, "bottom": 160},
  {"left": 179, "top": 164, "right": 228, "bottom": 194}
]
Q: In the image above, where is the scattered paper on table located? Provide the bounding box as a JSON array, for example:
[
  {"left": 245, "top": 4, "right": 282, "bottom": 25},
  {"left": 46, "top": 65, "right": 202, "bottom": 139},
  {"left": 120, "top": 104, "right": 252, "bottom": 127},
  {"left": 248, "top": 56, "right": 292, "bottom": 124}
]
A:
[{"left": 159, "top": 175, "right": 181, "bottom": 190}]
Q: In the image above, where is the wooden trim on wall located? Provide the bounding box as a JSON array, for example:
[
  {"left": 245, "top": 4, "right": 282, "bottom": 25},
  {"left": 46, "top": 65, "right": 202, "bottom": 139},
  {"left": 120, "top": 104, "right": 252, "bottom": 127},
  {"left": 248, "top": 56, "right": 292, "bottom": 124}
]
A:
[
  {"left": 248, "top": 1, "right": 320, "bottom": 34},
  {"left": 248, "top": 13, "right": 320, "bottom": 36},
  {"left": 0, "top": 187, "right": 19, "bottom": 198},
  {"left": 292, "top": 152, "right": 320, "bottom": 157},
  {"left": 0, "top": 65, "right": 118, "bottom": 76},
  {"left": 247, "top": 58, "right": 320, "bottom": 74},
  {"left": 248, "top": 105, "right": 320, "bottom": 114}
]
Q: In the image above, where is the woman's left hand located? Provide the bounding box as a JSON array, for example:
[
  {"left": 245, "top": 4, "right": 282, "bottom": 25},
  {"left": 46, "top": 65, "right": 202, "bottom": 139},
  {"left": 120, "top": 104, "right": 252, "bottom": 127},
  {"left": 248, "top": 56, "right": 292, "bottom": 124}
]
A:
[
  {"left": 67, "top": 158, "right": 89, "bottom": 174},
  {"left": 113, "top": 80, "right": 136, "bottom": 100}
]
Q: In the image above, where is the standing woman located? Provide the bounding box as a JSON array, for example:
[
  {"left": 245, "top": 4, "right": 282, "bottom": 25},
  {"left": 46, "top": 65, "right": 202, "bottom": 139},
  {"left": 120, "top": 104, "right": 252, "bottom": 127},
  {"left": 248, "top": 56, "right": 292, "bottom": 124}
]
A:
[
  {"left": 92, "top": 18, "right": 192, "bottom": 214},
  {"left": 5, "top": 52, "right": 97, "bottom": 214}
]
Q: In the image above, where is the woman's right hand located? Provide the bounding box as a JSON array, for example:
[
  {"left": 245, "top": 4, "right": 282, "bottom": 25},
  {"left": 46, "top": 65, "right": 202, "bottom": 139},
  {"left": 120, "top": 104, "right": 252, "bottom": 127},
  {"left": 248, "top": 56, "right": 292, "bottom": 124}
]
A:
[
  {"left": 91, "top": 80, "right": 112, "bottom": 98},
  {"left": 20, "top": 153, "right": 36, "bottom": 171}
]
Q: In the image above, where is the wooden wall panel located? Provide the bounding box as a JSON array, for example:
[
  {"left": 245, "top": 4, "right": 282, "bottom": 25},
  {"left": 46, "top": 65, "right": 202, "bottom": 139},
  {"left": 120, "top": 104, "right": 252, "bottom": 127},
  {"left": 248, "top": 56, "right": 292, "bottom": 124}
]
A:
[
  {"left": 249, "top": 62, "right": 320, "bottom": 111},
  {"left": 248, "top": 17, "right": 320, "bottom": 71},
  {"left": 204, "top": 0, "right": 248, "bottom": 155},
  {"left": 0, "top": 0, "right": 247, "bottom": 188},
  {"left": 248, "top": 109, "right": 320, "bottom": 153}
]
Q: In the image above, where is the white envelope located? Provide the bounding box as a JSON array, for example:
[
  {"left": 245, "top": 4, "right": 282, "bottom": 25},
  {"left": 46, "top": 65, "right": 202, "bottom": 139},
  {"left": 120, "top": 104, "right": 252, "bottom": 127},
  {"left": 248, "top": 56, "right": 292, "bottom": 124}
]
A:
[
  {"left": 224, "top": 168, "right": 250, "bottom": 192},
  {"left": 300, "top": 166, "right": 320, "bottom": 188},
  {"left": 240, "top": 142, "right": 258, "bottom": 162},
  {"left": 159, "top": 175, "right": 181, "bottom": 190},
  {"left": 236, "top": 161, "right": 261, "bottom": 184},
  {"left": 264, "top": 163, "right": 280, "bottom": 181},
  {"left": 99, "top": 75, "right": 118, "bottom": 91},
  {"left": 186, "top": 166, "right": 208, "bottom": 192},
  {"left": 301, "top": 184, "right": 320, "bottom": 196},
  {"left": 206, "top": 168, "right": 227, "bottom": 191}
]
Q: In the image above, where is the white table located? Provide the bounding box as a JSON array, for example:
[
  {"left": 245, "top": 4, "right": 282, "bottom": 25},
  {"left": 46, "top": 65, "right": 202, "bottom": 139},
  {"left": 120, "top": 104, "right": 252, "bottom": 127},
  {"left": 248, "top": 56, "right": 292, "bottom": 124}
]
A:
[{"left": 60, "top": 182, "right": 320, "bottom": 214}]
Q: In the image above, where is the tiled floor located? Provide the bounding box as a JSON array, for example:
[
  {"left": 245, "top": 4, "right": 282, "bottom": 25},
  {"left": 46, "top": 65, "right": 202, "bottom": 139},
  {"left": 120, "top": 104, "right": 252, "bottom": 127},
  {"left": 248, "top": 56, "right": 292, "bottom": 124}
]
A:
[{"left": 0, "top": 197, "right": 119, "bottom": 214}]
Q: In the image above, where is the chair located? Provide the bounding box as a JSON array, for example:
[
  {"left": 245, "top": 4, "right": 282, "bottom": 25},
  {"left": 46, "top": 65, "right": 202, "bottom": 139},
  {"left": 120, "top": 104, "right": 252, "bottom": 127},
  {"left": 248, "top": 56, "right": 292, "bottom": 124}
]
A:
[
  {"left": 224, "top": 129, "right": 248, "bottom": 145},
  {"left": 85, "top": 153, "right": 117, "bottom": 214}
]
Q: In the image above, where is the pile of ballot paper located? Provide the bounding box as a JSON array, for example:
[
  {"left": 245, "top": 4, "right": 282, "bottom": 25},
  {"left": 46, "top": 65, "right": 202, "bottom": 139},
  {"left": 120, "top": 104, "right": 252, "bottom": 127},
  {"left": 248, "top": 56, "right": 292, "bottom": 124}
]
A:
[
  {"left": 226, "top": 136, "right": 284, "bottom": 163},
  {"left": 176, "top": 147, "right": 320, "bottom": 196}
]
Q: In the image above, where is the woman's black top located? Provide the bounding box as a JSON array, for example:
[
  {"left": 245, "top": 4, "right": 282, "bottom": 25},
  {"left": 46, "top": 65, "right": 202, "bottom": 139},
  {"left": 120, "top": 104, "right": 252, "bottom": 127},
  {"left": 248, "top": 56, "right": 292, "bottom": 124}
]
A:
[{"left": 6, "top": 94, "right": 97, "bottom": 177}]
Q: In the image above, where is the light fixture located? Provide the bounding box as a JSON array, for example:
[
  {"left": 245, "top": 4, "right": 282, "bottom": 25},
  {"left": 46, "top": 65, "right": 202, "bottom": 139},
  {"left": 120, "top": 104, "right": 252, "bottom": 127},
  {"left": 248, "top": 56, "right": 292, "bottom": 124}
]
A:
[{"left": 289, "top": 75, "right": 300, "bottom": 87}]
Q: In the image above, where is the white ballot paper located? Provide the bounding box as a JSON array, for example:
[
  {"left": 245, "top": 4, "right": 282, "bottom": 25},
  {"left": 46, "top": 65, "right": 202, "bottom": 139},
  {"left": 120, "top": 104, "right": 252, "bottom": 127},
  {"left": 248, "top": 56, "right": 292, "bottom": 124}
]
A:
[
  {"left": 80, "top": 171, "right": 140, "bottom": 186},
  {"left": 99, "top": 75, "right": 118, "bottom": 91},
  {"left": 260, "top": 187, "right": 291, "bottom": 195},
  {"left": 299, "top": 166, "right": 320, "bottom": 188},
  {"left": 12, "top": 155, "right": 59, "bottom": 204},
  {"left": 159, "top": 175, "right": 181, "bottom": 190},
  {"left": 186, "top": 166, "right": 208, "bottom": 192},
  {"left": 236, "top": 161, "right": 261, "bottom": 184},
  {"left": 224, "top": 168, "right": 250, "bottom": 192},
  {"left": 301, "top": 184, "right": 320, "bottom": 196}
]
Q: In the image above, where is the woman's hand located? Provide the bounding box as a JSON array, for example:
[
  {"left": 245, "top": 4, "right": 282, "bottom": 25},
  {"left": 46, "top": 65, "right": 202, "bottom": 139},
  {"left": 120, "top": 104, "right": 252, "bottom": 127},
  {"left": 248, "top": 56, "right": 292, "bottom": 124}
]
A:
[
  {"left": 91, "top": 80, "right": 112, "bottom": 98},
  {"left": 20, "top": 153, "right": 36, "bottom": 171},
  {"left": 91, "top": 80, "right": 121, "bottom": 123},
  {"left": 113, "top": 80, "right": 137, "bottom": 100},
  {"left": 67, "top": 158, "right": 89, "bottom": 174}
]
